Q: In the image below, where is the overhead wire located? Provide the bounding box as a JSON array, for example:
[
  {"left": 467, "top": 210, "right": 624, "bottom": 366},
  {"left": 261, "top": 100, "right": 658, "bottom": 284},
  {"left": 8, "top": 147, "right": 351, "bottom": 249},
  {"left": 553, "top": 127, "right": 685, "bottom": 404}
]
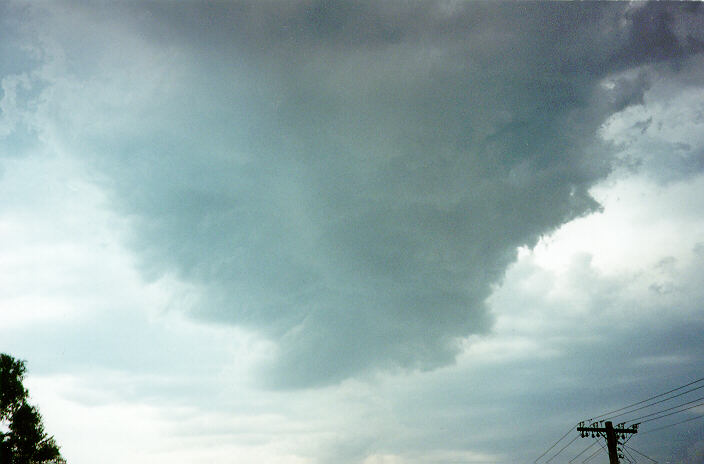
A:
[
  {"left": 538, "top": 377, "right": 704, "bottom": 463},
  {"left": 621, "top": 448, "right": 635, "bottom": 464},
  {"left": 636, "top": 400, "right": 704, "bottom": 425},
  {"left": 623, "top": 444, "right": 658, "bottom": 463},
  {"left": 622, "top": 445, "right": 639, "bottom": 464},
  {"left": 597, "top": 438, "right": 607, "bottom": 453},
  {"left": 588, "top": 376, "right": 704, "bottom": 422},
  {"left": 621, "top": 435, "right": 638, "bottom": 463},
  {"left": 622, "top": 433, "right": 636, "bottom": 445},
  {"left": 533, "top": 424, "right": 577, "bottom": 463},
  {"left": 601, "top": 385, "right": 704, "bottom": 422},
  {"left": 640, "top": 413, "right": 704, "bottom": 435},
  {"left": 581, "top": 444, "right": 603, "bottom": 464},
  {"left": 568, "top": 440, "right": 598, "bottom": 463},
  {"left": 545, "top": 434, "right": 580, "bottom": 463},
  {"left": 627, "top": 396, "right": 704, "bottom": 422},
  {"left": 582, "top": 439, "right": 606, "bottom": 463}
]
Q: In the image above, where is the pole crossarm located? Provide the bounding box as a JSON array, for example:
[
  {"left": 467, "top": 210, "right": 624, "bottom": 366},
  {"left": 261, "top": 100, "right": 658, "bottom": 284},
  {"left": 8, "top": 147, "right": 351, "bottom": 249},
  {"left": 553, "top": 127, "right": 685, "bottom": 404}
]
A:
[
  {"left": 576, "top": 421, "right": 638, "bottom": 464},
  {"left": 577, "top": 425, "right": 638, "bottom": 435}
]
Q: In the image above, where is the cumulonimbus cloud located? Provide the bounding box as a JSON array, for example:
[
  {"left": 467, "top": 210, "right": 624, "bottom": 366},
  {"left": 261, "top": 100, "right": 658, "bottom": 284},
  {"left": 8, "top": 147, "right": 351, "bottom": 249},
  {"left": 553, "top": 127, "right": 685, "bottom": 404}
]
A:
[{"left": 7, "top": 1, "right": 704, "bottom": 387}]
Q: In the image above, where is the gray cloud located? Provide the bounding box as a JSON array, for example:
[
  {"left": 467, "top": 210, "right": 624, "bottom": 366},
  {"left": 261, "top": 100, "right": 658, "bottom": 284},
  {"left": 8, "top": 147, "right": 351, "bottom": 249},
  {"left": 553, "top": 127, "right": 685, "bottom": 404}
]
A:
[
  {"left": 12, "top": 1, "right": 704, "bottom": 387},
  {"left": 600, "top": 55, "right": 704, "bottom": 184}
]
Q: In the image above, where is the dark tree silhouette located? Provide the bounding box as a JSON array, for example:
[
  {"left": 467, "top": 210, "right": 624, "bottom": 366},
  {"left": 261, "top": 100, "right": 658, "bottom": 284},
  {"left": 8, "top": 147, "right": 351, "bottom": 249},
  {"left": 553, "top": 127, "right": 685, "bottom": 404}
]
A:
[{"left": 0, "top": 354, "right": 63, "bottom": 464}]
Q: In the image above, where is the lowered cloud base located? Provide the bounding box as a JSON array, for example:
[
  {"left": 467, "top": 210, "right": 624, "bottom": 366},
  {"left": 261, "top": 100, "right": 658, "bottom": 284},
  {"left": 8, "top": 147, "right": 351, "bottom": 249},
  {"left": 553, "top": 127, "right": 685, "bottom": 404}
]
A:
[{"left": 6, "top": 1, "right": 702, "bottom": 388}]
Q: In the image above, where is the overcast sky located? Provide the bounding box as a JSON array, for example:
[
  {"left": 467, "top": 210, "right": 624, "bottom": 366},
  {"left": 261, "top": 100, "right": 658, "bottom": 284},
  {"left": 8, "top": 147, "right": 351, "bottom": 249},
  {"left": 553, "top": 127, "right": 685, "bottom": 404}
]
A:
[{"left": 2, "top": 1, "right": 704, "bottom": 463}]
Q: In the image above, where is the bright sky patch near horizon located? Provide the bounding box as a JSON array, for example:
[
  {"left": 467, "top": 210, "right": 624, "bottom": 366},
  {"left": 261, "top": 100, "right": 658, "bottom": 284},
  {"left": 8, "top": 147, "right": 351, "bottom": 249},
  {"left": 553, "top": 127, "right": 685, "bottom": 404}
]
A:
[{"left": 1, "top": 1, "right": 704, "bottom": 463}]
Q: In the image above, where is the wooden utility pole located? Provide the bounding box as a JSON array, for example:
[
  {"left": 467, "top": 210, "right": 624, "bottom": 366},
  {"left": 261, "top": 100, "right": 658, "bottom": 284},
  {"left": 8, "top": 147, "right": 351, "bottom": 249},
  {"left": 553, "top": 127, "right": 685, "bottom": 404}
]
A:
[{"left": 576, "top": 421, "right": 638, "bottom": 464}]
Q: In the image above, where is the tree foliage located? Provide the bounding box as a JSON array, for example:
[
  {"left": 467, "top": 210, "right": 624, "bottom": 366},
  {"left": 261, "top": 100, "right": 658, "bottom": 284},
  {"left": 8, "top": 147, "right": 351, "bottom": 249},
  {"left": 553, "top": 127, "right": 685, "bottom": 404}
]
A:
[{"left": 0, "top": 354, "right": 63, "bottom": 464}]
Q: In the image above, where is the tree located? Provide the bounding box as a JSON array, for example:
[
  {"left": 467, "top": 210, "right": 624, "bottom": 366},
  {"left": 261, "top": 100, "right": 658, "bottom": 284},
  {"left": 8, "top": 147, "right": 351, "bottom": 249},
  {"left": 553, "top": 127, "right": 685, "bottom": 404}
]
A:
[{"left": 0, "top": 354, "right": 63, "bottom": 464}]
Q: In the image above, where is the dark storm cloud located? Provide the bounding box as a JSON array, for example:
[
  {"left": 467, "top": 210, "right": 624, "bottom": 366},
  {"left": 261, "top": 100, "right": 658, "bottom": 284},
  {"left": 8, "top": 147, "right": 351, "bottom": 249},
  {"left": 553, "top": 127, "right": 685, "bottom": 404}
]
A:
[{"left": 20, "top": 1, "right": 704, "bottom": 387}]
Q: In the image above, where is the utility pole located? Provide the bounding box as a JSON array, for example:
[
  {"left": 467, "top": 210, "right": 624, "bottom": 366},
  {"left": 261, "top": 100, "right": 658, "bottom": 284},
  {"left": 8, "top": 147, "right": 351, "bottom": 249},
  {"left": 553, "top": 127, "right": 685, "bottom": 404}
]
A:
[{"left": 576, "top": 421, "right": 638, "bottom": 464}]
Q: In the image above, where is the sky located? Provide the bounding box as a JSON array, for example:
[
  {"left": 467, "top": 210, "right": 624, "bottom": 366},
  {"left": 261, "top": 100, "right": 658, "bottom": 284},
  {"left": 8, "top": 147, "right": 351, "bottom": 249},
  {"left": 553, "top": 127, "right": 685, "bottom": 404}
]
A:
[{"left": 1, "top": 1, "right": 704, "bottom": 463}]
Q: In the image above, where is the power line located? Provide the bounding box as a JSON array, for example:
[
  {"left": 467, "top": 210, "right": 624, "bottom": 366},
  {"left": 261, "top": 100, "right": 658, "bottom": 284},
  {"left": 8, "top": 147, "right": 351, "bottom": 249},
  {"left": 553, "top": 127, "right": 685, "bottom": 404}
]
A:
[
  {"left": 603, "top": 384, "right": 704, "bottom": 421},
  {"left": 533, "top": 424, "right": 576, "bottom": 463},
  {"left": 545, "top": 434, "right": 579, "bottom": 463},
  {"left": 624, "top": 397, "right": 704, "bottom": 423},
  {"left": 640, "top": 413, "right": 704, "bottom": 435},
  {"left": 621, "top": 435, "right": 638, "bottom": 463},
  {"left": 622, "top": 446, "right": 638, "bottom": 464},
  {"left": 569, "top": 440, "right": 598, "bottom": 463},
  {"left": 620, "top": 449, "right": 634, "bottom": 464},
  {"left": 582, "top": 439, "right": 606, "bottom": 463},
  {"left": 622, "top": 444, "right": 658, "bottom": 464},
  {"left": 637, "top": 400, "right": 704, "bottom": 424},
  {"left": 589, "top": 376, "right": 704, "bottom": 422},
  {"left": 539, "top": 377, "right": 704, "bottom": 464},
  {"left": 581, "top": 446, "right": 603, "bottom": 463}
]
